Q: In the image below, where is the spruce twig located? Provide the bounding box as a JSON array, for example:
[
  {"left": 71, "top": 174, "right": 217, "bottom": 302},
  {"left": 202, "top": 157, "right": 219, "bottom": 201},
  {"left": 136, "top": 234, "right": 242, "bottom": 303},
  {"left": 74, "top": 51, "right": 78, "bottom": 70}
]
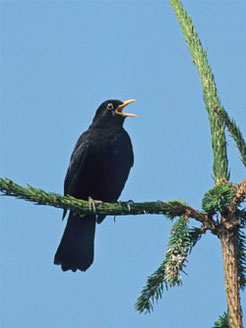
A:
[
  {"left": 202, "top": 183, "right": 237, "bottom": 215},
  {"left": 230, "top": 179, "right": 246, "bottom": 210},
  {"left": 188, "top": 226, "right": 205, "bottom": 252},
  {"left": 214, "top": 106, "right": 246, "bottom": 168},
  {"left": 236, "top": 228, "right": 246, "bottom": 290},
  {"left": 212, "top": 312, "right": 229, "bottom": 328},
  {"left": 169, "top": 0, "right": 229, "bottom": 181},
  {"left": 135, "top": 218, "right": 204, "bottom": 313}
]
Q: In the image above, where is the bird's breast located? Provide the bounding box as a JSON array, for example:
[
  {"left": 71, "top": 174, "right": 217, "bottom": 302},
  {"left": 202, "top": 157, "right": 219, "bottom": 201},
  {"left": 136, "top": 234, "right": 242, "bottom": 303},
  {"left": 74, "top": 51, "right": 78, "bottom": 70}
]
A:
[{"left": 86, "top": 128, "right": 133, "bottom": 201}]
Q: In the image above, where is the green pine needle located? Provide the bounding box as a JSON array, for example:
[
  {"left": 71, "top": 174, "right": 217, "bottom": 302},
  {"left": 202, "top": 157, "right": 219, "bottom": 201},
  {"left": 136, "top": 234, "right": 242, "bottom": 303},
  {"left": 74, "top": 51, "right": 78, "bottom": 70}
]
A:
[
  {"left": 169, "top": 0, "right": 229, "bottom": 181},
  {"left": 0, "top": 177, "right": 205, "bottom": 220},
  {"left": 239, "top": 209, "right": 246, "bottom": 226},
  {"left": 135, "top": 218, "right": 204, "bottom": 313},
  {"left": 236, "top": 228, "right": 246, "bottom": 290},
  {"left": 188, "top": 226, "right": 204, "bottom": 252},
  {"left": 202, "top": 184, "right": 236, "bottom": 215},
  {"left": 214, "top": 106, "right": 246, "bottom": 168},
  {"left": 212, "top": 312, "right": 229, "bottom": 328}
]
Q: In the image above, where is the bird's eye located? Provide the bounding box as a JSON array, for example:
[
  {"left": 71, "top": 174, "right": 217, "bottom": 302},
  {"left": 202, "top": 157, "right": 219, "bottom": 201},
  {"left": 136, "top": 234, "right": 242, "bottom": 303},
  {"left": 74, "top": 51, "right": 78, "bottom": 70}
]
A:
[{"left": 107, "top": 103, "right": 114, "bottom": 110}]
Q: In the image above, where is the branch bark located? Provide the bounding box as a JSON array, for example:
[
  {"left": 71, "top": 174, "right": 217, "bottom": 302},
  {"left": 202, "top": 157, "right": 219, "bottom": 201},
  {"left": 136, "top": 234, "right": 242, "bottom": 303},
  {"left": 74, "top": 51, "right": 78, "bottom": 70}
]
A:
[{"left": 220, "top": 225, "right": 243, "bottom": 328}]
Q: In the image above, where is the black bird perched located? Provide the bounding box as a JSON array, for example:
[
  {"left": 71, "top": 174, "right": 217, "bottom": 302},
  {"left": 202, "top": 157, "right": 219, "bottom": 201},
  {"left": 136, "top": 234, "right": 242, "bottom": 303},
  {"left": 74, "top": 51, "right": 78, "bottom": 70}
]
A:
[{"left": 54, "top": 99, "right": 136, "bottom": 272}]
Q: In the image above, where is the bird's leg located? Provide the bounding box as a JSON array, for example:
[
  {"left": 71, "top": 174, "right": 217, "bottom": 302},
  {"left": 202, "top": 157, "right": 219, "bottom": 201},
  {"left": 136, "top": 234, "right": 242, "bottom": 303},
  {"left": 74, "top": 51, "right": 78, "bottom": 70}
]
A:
[
  {"left": 118, "top": 200, "right": 134, "bottom": 212},
  {"left": 88, "top": 196, "right": 96, "bottom": 213},
  {"left": 114, "top": 200, "right": 124, "bottom": 221},
  {"left": 126, "top": 200, "right": 135, "bottom": 212},
  {"left": 88, "top": 196, "right": 103, "bottom": 213}
]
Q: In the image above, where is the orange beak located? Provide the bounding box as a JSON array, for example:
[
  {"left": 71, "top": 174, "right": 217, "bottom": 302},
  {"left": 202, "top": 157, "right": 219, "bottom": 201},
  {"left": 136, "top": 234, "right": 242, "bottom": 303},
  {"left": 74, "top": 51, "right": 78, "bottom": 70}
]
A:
[{"left": 115, "top": 99, "right": 137, "bottom": 117}]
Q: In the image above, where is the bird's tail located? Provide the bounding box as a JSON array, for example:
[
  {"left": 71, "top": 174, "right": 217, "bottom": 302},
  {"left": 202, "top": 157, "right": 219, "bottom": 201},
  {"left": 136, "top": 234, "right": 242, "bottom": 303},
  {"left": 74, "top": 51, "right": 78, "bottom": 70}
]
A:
[{"left": 54, "top": 212, "right": 96, "bottom": 272}]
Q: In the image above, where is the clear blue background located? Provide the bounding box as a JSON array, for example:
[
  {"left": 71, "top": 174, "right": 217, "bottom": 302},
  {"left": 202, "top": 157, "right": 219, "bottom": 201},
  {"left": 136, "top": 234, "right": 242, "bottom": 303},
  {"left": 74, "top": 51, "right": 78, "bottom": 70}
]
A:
[{"left": 1, "top": 1, "right": 245, "bottom": 327}]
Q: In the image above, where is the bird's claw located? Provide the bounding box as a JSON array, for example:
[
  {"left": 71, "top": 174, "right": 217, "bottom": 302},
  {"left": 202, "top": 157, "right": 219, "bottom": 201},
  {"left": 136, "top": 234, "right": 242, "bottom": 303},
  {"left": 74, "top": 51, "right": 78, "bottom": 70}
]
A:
[
  {"left": 118, "top": 200, "right": 134, "bottom": 212},
  {"left": 88, "top": 197, "right": 103, "bottom": 213},
  {"left": 126, "top": 199, "right": 134, "bottom": 212}
]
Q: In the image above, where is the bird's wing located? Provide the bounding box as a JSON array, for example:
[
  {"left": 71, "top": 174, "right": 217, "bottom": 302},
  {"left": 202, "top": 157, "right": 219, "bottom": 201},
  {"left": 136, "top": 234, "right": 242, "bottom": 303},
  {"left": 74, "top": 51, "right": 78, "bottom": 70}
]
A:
[
  {"left": 62, "top": 132, "right": 91, "bottom": 219},
  {"left": 64, "top": 132, "right": 90, "bottom": 197}
]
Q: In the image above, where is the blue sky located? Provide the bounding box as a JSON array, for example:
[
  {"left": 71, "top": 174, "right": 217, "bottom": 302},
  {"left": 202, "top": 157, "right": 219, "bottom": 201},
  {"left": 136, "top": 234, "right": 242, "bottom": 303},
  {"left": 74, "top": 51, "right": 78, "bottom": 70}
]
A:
[{"left": 1, "top": 1, "right": 245, "bottom": 327}]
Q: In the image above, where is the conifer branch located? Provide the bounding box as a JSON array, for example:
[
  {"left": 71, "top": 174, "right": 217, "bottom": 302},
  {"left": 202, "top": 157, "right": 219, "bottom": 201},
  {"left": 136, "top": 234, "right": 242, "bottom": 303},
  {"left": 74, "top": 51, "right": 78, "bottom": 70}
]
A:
[
  {"left": 135, "top": 218, "right": 205, "bottom": 313},
  {"left": 188, "top": 226, "right": 205, "bottom": 251},
  {"left": 214, "top": 106, "right": 246, "bottom": 168},
  {"left": 212, "top": 312, "right": 229, "bottom": 328},
  {"left": 1, "top": 1, "right": 244, "bottom": 326},
  {"left": 169, "top": 0, "right": 229, "bottom": 181},
  {"left": 239, "top": 209, "right": 246, "bottom": 226},
  {"left": 230, "top": 179, "right": 246, "bottom": 210},
  {"left": 202, "top": 183, "right": 237, "bottom": 215},
  {"left": 0, "top": 177, "right": 206, "bottom": 220}
]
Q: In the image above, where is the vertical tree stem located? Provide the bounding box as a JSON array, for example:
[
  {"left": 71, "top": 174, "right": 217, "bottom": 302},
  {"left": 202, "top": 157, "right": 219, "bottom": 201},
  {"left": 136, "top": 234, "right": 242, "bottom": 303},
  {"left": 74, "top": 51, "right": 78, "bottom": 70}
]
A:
[{"left": 220, "top": 229, "right": 243, "bottom": 328}]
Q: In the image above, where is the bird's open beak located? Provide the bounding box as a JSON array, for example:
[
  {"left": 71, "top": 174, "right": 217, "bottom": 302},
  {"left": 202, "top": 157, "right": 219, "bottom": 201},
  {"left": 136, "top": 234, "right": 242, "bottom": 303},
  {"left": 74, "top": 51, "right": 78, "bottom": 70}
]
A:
[{"left": 115, "top": 99, "right": 137, "bottom": 117}]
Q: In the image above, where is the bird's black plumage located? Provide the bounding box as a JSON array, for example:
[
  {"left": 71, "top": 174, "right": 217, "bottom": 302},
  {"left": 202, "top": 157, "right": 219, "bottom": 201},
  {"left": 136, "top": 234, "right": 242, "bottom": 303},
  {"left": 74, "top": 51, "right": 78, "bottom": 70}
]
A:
[{"left": 54, "top": 99, "right": 135, "bottom": 272}]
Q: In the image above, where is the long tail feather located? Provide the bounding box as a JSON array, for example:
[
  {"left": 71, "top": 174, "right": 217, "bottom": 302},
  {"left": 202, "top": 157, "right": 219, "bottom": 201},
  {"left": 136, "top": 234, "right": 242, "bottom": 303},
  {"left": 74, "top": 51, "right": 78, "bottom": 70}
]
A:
[{"left": 54, "top": 212, "right": 96, "bottom": 272}]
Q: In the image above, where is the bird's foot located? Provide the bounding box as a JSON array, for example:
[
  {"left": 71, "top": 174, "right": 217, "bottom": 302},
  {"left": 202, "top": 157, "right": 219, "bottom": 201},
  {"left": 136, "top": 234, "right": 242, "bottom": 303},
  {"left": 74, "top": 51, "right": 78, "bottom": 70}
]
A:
[
  {"left": 118, "top": 199, "right": 134, "bottom": 212},
  {"left": 126, "top": 200, "right": 134, "bottom": 211},
  {"left": 88, "top": 196, "right": 103, "bottom": 213}
]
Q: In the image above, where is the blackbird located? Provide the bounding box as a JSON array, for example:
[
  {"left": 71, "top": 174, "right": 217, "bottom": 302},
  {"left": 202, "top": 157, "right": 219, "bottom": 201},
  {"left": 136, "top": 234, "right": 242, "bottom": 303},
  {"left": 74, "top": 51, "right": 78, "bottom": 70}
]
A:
[{"left": 54, "top": 99, "right": 137, "bottom": 272}]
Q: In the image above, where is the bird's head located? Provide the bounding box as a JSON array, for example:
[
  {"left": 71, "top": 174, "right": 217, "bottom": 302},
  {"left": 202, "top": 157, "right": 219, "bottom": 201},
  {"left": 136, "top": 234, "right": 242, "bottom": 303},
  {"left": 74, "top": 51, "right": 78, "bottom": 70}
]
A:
[{"left": 92, "top": 99, "right": 137, "bottom": 127}]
